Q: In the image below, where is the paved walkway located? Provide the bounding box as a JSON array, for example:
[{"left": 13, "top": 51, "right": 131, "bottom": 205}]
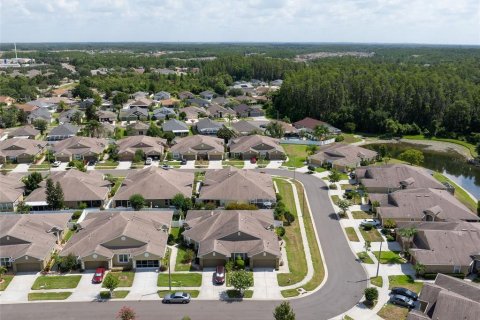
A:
[
  {"left": 252, "top": 268, "right": 282, "bottom": 299},
  {"left": 0, "top": 272, "right": 38, "bottom": 303}
]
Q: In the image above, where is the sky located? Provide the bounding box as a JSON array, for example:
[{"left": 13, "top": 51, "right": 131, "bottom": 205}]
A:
[{"left": 0, "top": 0, "right": 479, "bottom": 45}]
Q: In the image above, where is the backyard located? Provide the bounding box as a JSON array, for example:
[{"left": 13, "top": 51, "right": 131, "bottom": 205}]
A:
[{"left": 388, "top": 275, "right": 424, "bottom": 293}]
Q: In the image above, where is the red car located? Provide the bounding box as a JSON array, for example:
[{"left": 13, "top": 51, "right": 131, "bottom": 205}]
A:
[
  {"left": 92, "top": 267, "right": 106, "bottom": 283},
  {"left": 250, "top": 157, "right": 257, "bottom": 164},
  {"left": 214, "top": 265, "right": 225, "bottom": 285}
]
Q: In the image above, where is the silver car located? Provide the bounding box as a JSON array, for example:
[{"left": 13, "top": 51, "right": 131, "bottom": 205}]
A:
[{"left": 162, "top": 292, "right": 191, "bottom": 304}]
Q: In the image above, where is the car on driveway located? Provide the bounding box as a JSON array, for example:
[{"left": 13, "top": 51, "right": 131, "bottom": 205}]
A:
[
  {"left": 161, "top": 164, "right": 170, "bottom": 170},
  {"left": 52, "top": 161, "right": 61, "bottom": 167},
  {"left": 180, "top": 159, "right": 187, "bottom": 165},
  {"left": 389, "top": 294, "right": 415, "bottom": 309},
  {"left": 145, "top": 157, "right": 153, "bottom": 165},
  {"left": 92, "top": 267, "right": 105, "bottom": 284},
  {"left": 391, "top": 287, "right": 418, "bottom": 301},
  {"left": 162, "top": 292, "right": 191, "bottom": 304},
  {"left": 360, "top": 219, "right": 381, "bottom": 228},
  {"left": 214, "top": 265, "right": 225, "bottom": 285},
  {"left": 87, "top": 160, "right": 96, "bottom": 166},
  {"left": 250, "top": 157, "right": 257, "bottom": 164}
]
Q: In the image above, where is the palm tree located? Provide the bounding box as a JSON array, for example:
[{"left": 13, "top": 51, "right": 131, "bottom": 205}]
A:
[
  {"left": 306, "top": 144, "right": 318, "bottom": 155},
  {"left": 314, "top": 125, "right": 329, "bottom": 140},
  {"left": 226, "top": 114, "right": 234, "bottom": 127},
  {"left": 398, "top": 227, "right": 417, "bottom": 255}
]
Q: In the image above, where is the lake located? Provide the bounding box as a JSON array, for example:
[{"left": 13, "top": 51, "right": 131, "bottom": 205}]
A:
[{"left": 364, "top": 142, "right": 480, "bottom": 200}]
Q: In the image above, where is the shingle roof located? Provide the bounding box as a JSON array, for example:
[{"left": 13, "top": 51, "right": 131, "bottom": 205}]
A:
[
  {"left": 53, "top": 136, "right": 108, "bottom": 156},
  {"left": 48, "top": 123, "right": 79, "bottom": 136},
  {"left": 0, "top": 173, "right": 24, "bottom": 203},
  {"left": 231, "top": 120, "right": 260, "bottom": 134},
  {"left": 195, "top": 118, "right": 223, "bottom": 131},
  {"left": 128, "top": 121, "right": 149, "bottom": 130},
  {"left": 9, "top": 125, "right": 39, "bottom": 137},
  {"left": 229, "top": 135, "right": 285, "bottom": 155},
  {"left": 162, "top": 119, "right": 189, "bottom": 132},
  {"left": 183, "top": 210, "right": 280, "bottom": 257},
  {"left": 0, "top": 138, "right": 46, "bottom": 158},
  {"left": 117, "top": 136, "right": 167, "bottom": 157},
  {"left": 170, "top": 135, "right": 224, "bottom": 154},
  {"left": 199, "top": 167, "right": 276, "bottom": 202},
  {"left": 293, "top": 117, "right": 340, "bottom": 133},
  {"left": 309, "top": 143, "right": 377, "bottom": 167}
]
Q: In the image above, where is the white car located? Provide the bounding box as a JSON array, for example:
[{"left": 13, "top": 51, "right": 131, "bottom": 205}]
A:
[
  {"left": 360, "top": 219, "right": 381, "bottom": 227},
  {"left": 52, "top": 161, "right": 61, "bottom": 167},
  {"left": 145, "top": 157, "right": 153, "bottom": 165}
]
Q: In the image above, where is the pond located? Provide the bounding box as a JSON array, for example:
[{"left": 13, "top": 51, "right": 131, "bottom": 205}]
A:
[{"left": 364, "top": 142, "right": 480, "bottom": 200}]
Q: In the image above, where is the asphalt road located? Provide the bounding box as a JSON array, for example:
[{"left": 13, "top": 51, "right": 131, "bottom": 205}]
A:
[{"left": 0, "top": 169, "right": 367, "bottom": 320}]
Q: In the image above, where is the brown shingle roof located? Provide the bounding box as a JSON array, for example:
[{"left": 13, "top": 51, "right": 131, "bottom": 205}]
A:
[
  {"left": 0, "top": 173, "right": 24, "bottom": 203},
  {"left": 229, "top": 135, "right": 285, "bottom": 155},
  {"left": 117, "top": 136, "right": 167, "bottom": 157},
  {"left": 309, "top": 143, "right": 377, "bottom": 167},
  {"left": 8, "top": 125, "right": 40, "bottom": 138},
  {"left": 170, "top": 135, "right": 224, "bottom": 155},
  {"left": 0, "top": 138, "right": 46, "bottom": 158},
  {"left": 53, "top": 136, "right": 108, "bottom": 157}
]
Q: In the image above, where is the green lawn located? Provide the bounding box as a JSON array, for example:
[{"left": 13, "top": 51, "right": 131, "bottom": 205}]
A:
[
  {"left": 377, "top": 304, "right": 409, "bottom": 320},
  {"left": 256, "top": 159, "right": 270, "bottom": 168},
  {"left": 388, "top": 275, "right": 424, "bottom": 293},
  {"left": 403, "top": 135, "right": 478, "bottom": 158},
  {"left": 283, "top": 144, "right": 308, "bottom": 168},
  {"left": 1, "top": 163, "right": 17, "bottom": 170},
  {"left": 331, "top": 195, "right": 341, "bottom": 205},
  {"left": 99, "top": 290, "right": 129, "bottom": 299},
  {"left": 130, "top": 162, "right": 145, "bottom": 169},
  {"left": 274, "top": 178, "right": 307, "bottom": 287},
  {"left": 0, "top": 275, "right": 14, "bottom": 291},
  {"left": 357, "top": 252, "right": 374, "bottom": 264},
  {"left": 351, "top": 211, "right": 374, "bottom": 219},
  {"left": 157, "top": 273, "right": 202, "bottom": 287},
  {"left": 170, "top": 227, "right": 181, "bottom": 242},
  {"left": 63, "top": 229, "right": 75, "bottom": 243},
  {"left": 281, "top": 288, "right": 300, "bottom": 298},
  {"left": 315, "top": 167, "right": 327, "bottom": 173},
  {"left": 157, "top": 290, "right": 199, "bottom": 298},
  {"left": 109, "top": 177, "right": 125, "bottom": 197},
  {"left": 226, "top": 289, "right": 253, "bottom": 298},
  {"left": 226, "top": 271, "right": 254, "bottom": 287},
  {"left": 31, "top": 275, "right": 81, "bottom": 290},
  {"left": 28, "top": 163, "right": 50, "bottom": 171},
  {"left": 222, "top": 160, "right": 244, "bottom": 168},
  {"left": 28, "top": 292, "right": 72, "bottom": 301},
  {"left": 95, "top": 160, "right": 119, "bottom": 169},
  {"left": 340, "top": 184, "right": 356, "bottom": 190},
  {"left": 370, "top": 276, "right": 383, "bottom": 287},
  {"left": 372, "top": 251, "right": 406, "bottom": 264},
  {"left": 342, "top": 133, "right": 363, "bottom": 144},
  {"left": 345, "top": 227, "right": 360, "bottom": 242},
  {"left": 359, "top": 228, "right": 383, "bottom": 242},
  {"left": 175, "top": 245, "right": 194, "bottom": 271},
  {"left": 102, "top": 272, "right": 134, "bottom": 287},
  {"left": 433, "top": 172, "right": 477, "bottom": 212}
]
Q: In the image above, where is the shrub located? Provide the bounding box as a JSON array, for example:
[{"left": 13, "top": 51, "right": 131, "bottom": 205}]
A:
[
  {"left": 364, "top": 287, "right": 378, "bottom": 302},
  {"left": 235, "top": 257, "right": 245, "bottom": 270},
  {"left": 383, "top": 219, "right": 397, "bottom": 229},
  {"left": 335, "top": 135, "right": 345, "bottom": 142},
  {"left": 283, "top": 211, "right": 295, "bottom": 225},
  {"left": 225, "top": 202, "right": 258, "bottom": 210},
  {"left": 275, "top": 227, "right": 285, "bottom": 238},
  {"left": 57, "top": 253, "right": 78, "bottom": 272},
  {"left": 329, "top": 184, "right": 338, "bottom": 190},
  {"left": 182, "top": 249, "right": 195, "bottom": 264},
  {"left": 307, "top": 165, "right": 316, "bottom": 172},
  {"left": 78, "top": 202, "right": 87, "bottom": 210},
  {"left": 167, "top": 234, "right": 175, "bottom": 245},
  {"left": 71, "top": 211, "right": 82, "bottom": 220},
  {"left": 225, "top": 260, "right": 234, "bottom": 272},
  {"left": 362, "top": 224, "right": 373, "bottom": 231},
  {"left": 381, "top": 228, "right": 390, "bottom": 235},
  {"left": 204, "top": 202, "right": 217, "bottom": 210},
  {"left": 159, "top": 265, "right": 168, "bottom": 272},
  {"left": 276, "top": 194, "right": 283, "bottom": 202},
  {"left": 386, "top": 235, "right": 395, "bottom": 242}
]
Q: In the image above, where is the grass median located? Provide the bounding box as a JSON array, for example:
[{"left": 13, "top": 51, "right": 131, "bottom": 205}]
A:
[
  {"left": 157, "top": 273, "right": 202, "bottom": 287},
  {"left": 28, "top": 292, "right": 72, "bottom": 301}
]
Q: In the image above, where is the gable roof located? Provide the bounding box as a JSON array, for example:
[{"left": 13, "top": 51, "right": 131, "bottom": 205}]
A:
[
  {"left": 53, "top": 136, "right": 108, "bottom": 156},
  {"left": 181, "top": 106, "right": 209, "bottom": 119},
  {"left": 0, "top": 138, "right": 46, "bottom": 158},
  {"left": 207, "top": 104, "right": 235, "bottom": 117},
  {"left": 127, "top": 121, "right": 149, "bottom": 130},
  {"left": 9, "top": 125, "right": 39, "bottom": 138},
  {"left": 97, "top": 110, "right": 117, "bottom": 120},
  {"left": 183, "top": 210, "right": 280, "bottom": 257},
  {"left": 15, "top": 103, "right": 39, "bottom": 113},
  {"left": 293, "top": 117, "right": 340, "bottom": 133},
  {"left": 170, "top": 135, "right": 224, "bottom": 154},
  {"left": 231, "top": 120, "right": 260, "bottom": 135},
  {"left": 195, "top": 118, "right": 223, "bottom": 131},
  {"left": 309, "top": 143, "right": 377, "bottom": 167},
  {"left": 48, "top": 123, "right": 79, "bottom": 137},
  {"left": 28, "top": 107, "right": 51, "bottom": 120},
  {"left": 199, "top": 167, "right": 276, "bottom": 202},
  {"left": 113, "top": 167, "right": 194, "bottom": 201},
  {"left": 117, "top": 136, "right": 167, "bottom": 156},
  {"left": 229, "top": 135, "right": 285, "bottom": 154},
  {"left": 0, "top": 173, "right": 24, "bottom": 203},
  {"left": 162, "top": 119, "right": 189, "bottom": 132},
  {"left": 61, "top": 211, "right": 173, "bottom": 259}
]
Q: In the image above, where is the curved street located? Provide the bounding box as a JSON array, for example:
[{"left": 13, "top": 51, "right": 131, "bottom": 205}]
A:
[{"left": 0, "top": 169, "right": 367, "bottom": 320}]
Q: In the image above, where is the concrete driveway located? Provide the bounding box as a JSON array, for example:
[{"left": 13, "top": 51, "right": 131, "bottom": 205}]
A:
[
  {"left": 128, "top": 270, "right": 159, "bottom": 301},
  {"left": 11, "top": 163, "right": 30, "bottom": 173},
  {"left": 252, "top": 268, "right": 282, "bottom": 299},
  {"left": 198, "top": 268, "right": 225, "bottom": 300},
  {"left": 244, "top": 161, "right": 257, "bottom": 169},
  {"left": 69, "top": 273, "right": 99, "bottom": 302},
  {"left": 51, "top": 162, "right": 68, "bottom": 171},
  {"left": 180, "top": 160, "right": 195, "bottom": 169},
  {"left": 266, "top": 160, "right": 283, "bottom": 169},
  {"left": 208, "top": 160, "right": 223, "bottom": 169},
  {"left": 0, "top": 272, "right": 38, "bottom": 303},
  {"left": 117, "top": 161, "right": 132, "bottom": 170}
]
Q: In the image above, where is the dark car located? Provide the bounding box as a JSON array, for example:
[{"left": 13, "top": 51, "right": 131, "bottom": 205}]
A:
[
  {"left": 180, "top": 159, "right": 187, "bottom": 165},
  {"left": 250, "top": 157, "right": 257, "bottom": 164},
  {"left": 92, "top": 267, "right": 105, "bottom": 283},
  {"left": 87, "top": 160, "right": 96, "bottom": 166},
  {"left": 162, "top": 292, "right": 191, "bottom": 304},
  {"left": 389, "top": 294, "right": 415, "bottom": 309},
  {"left": 214, "top": 265, "right": 225, "bottom": 285},
  {"left": 391, "top": 287, "right": 418, "bottom": 301}
]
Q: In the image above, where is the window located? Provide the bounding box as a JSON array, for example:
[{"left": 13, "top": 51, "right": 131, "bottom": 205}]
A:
[
  {"left": 118, "top": 254, "right": 129, "bottom": 263},
  {"left": 0, "top": 257, "right": 11, "bottom": 267}
]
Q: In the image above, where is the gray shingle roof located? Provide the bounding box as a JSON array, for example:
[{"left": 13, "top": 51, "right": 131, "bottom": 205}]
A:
[
  {"left": 162, "top": 119, "right": 189, "bottom": 132},
  {"left": 48, "top": 123, "right": 79, "bottom": 136}
]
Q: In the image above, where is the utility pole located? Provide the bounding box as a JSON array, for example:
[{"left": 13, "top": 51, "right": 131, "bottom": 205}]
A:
[
  {"left": 168, "top": 253, "right": 172, "bottom": 291},
  {"left": 376, "top": 240, "right": 383, "bottom": 277}
]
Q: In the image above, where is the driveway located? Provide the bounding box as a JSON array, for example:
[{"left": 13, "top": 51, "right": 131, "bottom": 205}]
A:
[
  {"left": 11, "top": 163, "right": 30, "bottom": 173},
  {"left": 69, "top": 273, "right": 99, "bottom": 302},
  {"left": 116, "top": 161, "right": 132, "bottom": 170},
  {"left": 51, "top": 162, "right": 68, "bottom": 171},
  {"left": 128, "top": 270, "right": 159, "bottom": 301},
  {"left": 0, "top": 272, "right": 38, "bottom": 303},
  {"left": 198, "top": 268, "right": 225, "bottom": 300},
  {"left": 266, "top": 160, "right": 283, "bottom": 169},
  {"left": 179, "top": 160, "right": 195, "bottom": 169},
  {"left": 243, "top": 160, "right": 257, "bottom": 169},
  {"left": 208, "top": 160, "right": 223, "bottom": 169},
  {"left": 252, "top": 268, "right": 282, "bottom": 299}
]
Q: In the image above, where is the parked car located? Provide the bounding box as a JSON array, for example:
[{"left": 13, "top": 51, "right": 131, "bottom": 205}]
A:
[
  {"left": 214, "top": 265, "right": 225, "bottom": 285},
  {"left": 52, "top": 161, "right": 61, "bottom": 167},
  {"left": 391, "top": 287, "right": 418, "bottom": 301},
  {"left": 180, "top": 159, "right": 187, "bottom": 165},
  {"left": 87, "top": 160, "right": 96, "bottom": 166},
  {"left": 92, "top": 267, "right": 105, "bottom": 284},
  {"left": 389, "top": 294, "right": 415, "bottom": 309},
  {"left": 162, "top": 292, "right": 191, "bottom": 304},
  {"left": 145, "top": 157, "right": 153, "bottom": 165},
  {"left": 161, "top": 164, "right": 170, "bottom": 170},
  {"left": 360, "top": 219, "right": 381, "bottom": 228}
]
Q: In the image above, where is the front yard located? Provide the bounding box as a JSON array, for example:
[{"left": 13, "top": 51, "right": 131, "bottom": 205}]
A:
[
  {"left": 351, "top": 210, "right": 374, "bottom": 219},
  {"left": 99, "top": 290, "right": 130, "bottom": 299},
  {"left": 102, "top": 271, "right": 134, "bottom": 287},
  {"left": 28, "top": 163, "right": 50, "bottom": 171},
  {"left": 226, "top": 289, "right": 253, "bottom": 298},
  {"left": 157, "top": 273, "right": 202, "bottom": 287},
  {"left": 31, "top": 275, "right": 81, "bottom": 290},
  {"left": 388, "top": 275, "right": 423, "bottom": 293},
  {"left": 0, "top": 275, "right": 14, "bottom": 291},
  {"left": 222, "top": 160, "right": 244, "bottom": 168},
  {"left": 377, "top": 303, "right": 409, "bottom": 320},
  {"left": 28, "top": 292, "right": 72, "bottom": 301},
  {"left": 372, "top": 251, "right": 406, "bottom": 264},
  {"left": 359, "top": 227, "right": 383, "bottom": 242},
  {"left": 95, "top": 160, "right": 119, "bottom": 169},
  {"left": 226, "top": 271, "right": 253, "bottom": 287},
  {"left": 357, "top": 252, "right": 374, "bottom": 264}
]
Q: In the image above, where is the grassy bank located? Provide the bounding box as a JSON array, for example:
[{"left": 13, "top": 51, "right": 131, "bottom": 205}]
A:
[{"left": 433, "top": 172, "right": 477, "bottom": 212}]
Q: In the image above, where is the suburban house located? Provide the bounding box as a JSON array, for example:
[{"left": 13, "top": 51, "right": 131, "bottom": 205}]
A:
[
  {"left": 0, "top": 213, "right": 71, "bottom": 272},
  {"left": 159, "top": 98, "right": 179, "bottom": 108},
  {"left": 0, "top": 95, "right": 15, "bottom": 106},
  {"left": 46, "top": 123, "right": 79, "bottom": 141},
  {"left": 14, "top": 103, "right": 39, "bottom": 115},
  {"left": 152, "top": 107, "right": 176, "bottom": 120},
  {"left": 112, "top": 167, "right": 194, "bottom": 208},
  {"left": 186, "top": 98, "right": 210, "bottom": 108},
  {"left": 27, "top": 108, "right": 52, "bottom": 124},
  {"left": 60, "top": 211, "right": 173, "bottom": 270},
  {"left": 207, "top": 104, "right": 235, "bottom": 118},
  {"left": 119, "top": 107, "right": 148, "bottom": 121},
  {"left": 79, "top": 98, "right": 95, "bottom": 110},
  {"left": 0, "top": 174, "right": 24, "bottom": 212},
  {"left": 355, "top": 164, "right": 447, "bottom": 194},
  {"left": 178, "top": 91, "right": 195, "bottom": 100},
  {"left": 274, "top": 121, "right": 298, "bottom": 137},
  {"left": 182, "top": 210, "right": 281, "bottom": 269},
  {"left": 401, "top": 221, "right": 480, "bottom": 275},
  {"left": 25, "top": 170, "right": 111, "bottom": 210},
  {"left": 128, "top": 98, "right": 152, "bottom": 109},
  {"left": 235, "top": 96, "right": 257, "bottom": 105},
  {"left": 0, "top": 138, "right": 47, "bottom": 164},
  {"left": 97, "top": 110, "right": 117, "bottom": 124},
  {"left": 197, "top": 167, "right": 276, "bottom": 207},
  {"left": 59, "top": 109, "right": 83, "bottom": 124},
  {"left": 231, "top": 120, "right": 262, "bottom": 136},
  {"left": 293, "top": 117, "right": 341, "bottom": 134},
  {"left": 154, "top": 91, "right": 171, "bottom": 101},
  {"left": 130, "top": 91, "right": 150, "bottom": 100},
  {"left": 309, "top": 144, "right": 378, "bottom": 171},
  {"left": 162, "top": 119, "right": 190, "bottom": 136},
  {"left": 117, "top": 136, "right": 167, "bottom": 161},
  {"left": 53, "top": 136, "right": 108, "bottom": 162},
  {"left": 127, "top": 121, "right": 149, "bottom": 136},
  {"left": 170, "top": 135, "right": 224, "bottom": 160},
  {"left": 195, "top": 118, "right": 223, "bottom": 135},
  {"left": 369, "top": 188, "right": 479, "bottom": 225},
  {"left": 181, "top": 106, "right": 209, "bottom": 120},
  {"left": 228, "top": 135, "right": 286, "bottom": 160},
  {"left": 233, "top": 104, "right": 263, "bottom": 118},
  {"left": 8, "top": 125, "right": 40, "bottom": 139},
  {"left": 211, "top": 97, "right": 228, "bottom": 106},
  {"left": 407, "top": 274, "right": 480, "bottom": 320},
  {"left": 199, "top": 90, "right": 215, "bottom": 101}
]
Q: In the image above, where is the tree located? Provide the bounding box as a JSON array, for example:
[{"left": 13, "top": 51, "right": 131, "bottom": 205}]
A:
[
  {"left": 84, "top": 120, "right": 103, "bottom": 138},
  {"left": 85, "top": 104, "right": 97, "bottom": 121},
  {"left": 112, "top": 92, "right": 129, "bottom": 106},
  {"left": 476, "top": 143, "right": 480, "bottom": 158},
  {"left": 22, "top": 171, "right": 43, "bottom": 195},
  {"left": 328, "top": 170, "right": 341, "bottom": 183},
  {"left": 72, "top": 84, "right": 93, "bottom": 100},
  {"left": 16, "top": 201, "right": 31, "bottom": 214},
  {"left": 162, "top": 131, "right": 176, "bottom": 144},
  {"left": 314, "top": 125, "right": 329, "bottom": 140},
  {"left": 217, "top": 126, "right": 234, "bottom": 141},
  {"left": 33, "top": 119, "right": 48, "bottom": 134},
  {"left": 0, "top": 266, "right": 7, "bottom": 282},
  {"left": 398, "top": 227, "right": 417, "bottom": 254},
  {"left": 265, "top": 121, "right": 285, "bottom": 138},
  {"left": 70, "top": 111, "right": 83, "bottom": 125},
  {"left": 133, "top": 149, "right": 145, "bottom": 163},
  {"left": 364, "top": 287, "right": 378, "bottom": 304},
  {"left": 306, "top": 144, "right": 318, "bottom": 155},
  {"left": 46, "top": 178, "right": 64, "bottom": 210},
  {"left": 337, "top": 199, "right": 351, "bottom": 216},
  {"left": 56, "top": 253, "right": 78, "bottom": 272},
  {"left": 147, "top": 122, "right": 162, "bottom": 137},
  {"left": 273, "top": 301, "right": 296, "bottom": 320},
  {"left": 108, "top": 144, "right": 119, "bottom": 161},
  {"left": 364, "top": 240, "right": 371, "bottom": 253},
  {"left": 229, "top": 270, "right": 253, "bottom": 295},
  {"left": 129, "top": 194, "right": 145, "bottom": 211},
  {"left": 343, "top": 122, "right": 356, "bottom": 133},
  {"left": 179, "top": 111, "right": 187, "bottom": 120},
  {"left": 103, "top": 273, "right": 119, "bottom": 298},
  {"left": 414, "top": 262, "right": 426, "bottom": 277},
  {"left": 117, "top": 306, "right": 136, "bottom": 320},
  {"left": 399, "top": 149, "right": 424, "bottom": 166},
  {"left": 55, "top": 181, "right": 64, "bottom": 209},
  {"left": 172, "top": 193, "right": 193, "bottom": 214}
]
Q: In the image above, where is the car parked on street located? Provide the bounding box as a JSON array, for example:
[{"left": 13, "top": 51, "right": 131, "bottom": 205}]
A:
[
  {"left": 214, "top": 265, "right": 225, "bottom": 285},
  {"left": 391, "top": 287, "right": 418, "bottom": 301},
  {"left": 360, "top": 219, "right": 381, "bottom": 228},
  {"left": 389, "top": 294, "right": 415, "bottom": 309},
  {"left": 162, "top": 292, "right": 191, "bottom": 304},
  {"left": 92, "top": 267, "right": 105, "bottom": 284}
]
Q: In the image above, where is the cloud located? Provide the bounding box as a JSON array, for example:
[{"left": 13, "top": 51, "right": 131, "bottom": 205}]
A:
[{"left": 0, "top": 0, "right": 478, "bottom": 44}]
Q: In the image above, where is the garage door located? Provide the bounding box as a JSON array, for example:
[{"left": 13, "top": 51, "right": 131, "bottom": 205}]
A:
[
  {"left": 202, "top": 258, "right": 226, "bottom": 268},
  {"left": 183, "top": 154, "right": 196, "bottom": 161},
  {"left": 15, "top": 262, "right": 42, "bottom": 272},
  {"left": 209, "top": 154, "right": 223, "bottom": 160},
  {"left": 84, "top": 261, "right": 109, "bottom": 270},
  {"left": 136, "top": 260, "right": 159, "bottom": 268},
  {"left": 252, "top": 259, "right": 276, "bottom": 268}
]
